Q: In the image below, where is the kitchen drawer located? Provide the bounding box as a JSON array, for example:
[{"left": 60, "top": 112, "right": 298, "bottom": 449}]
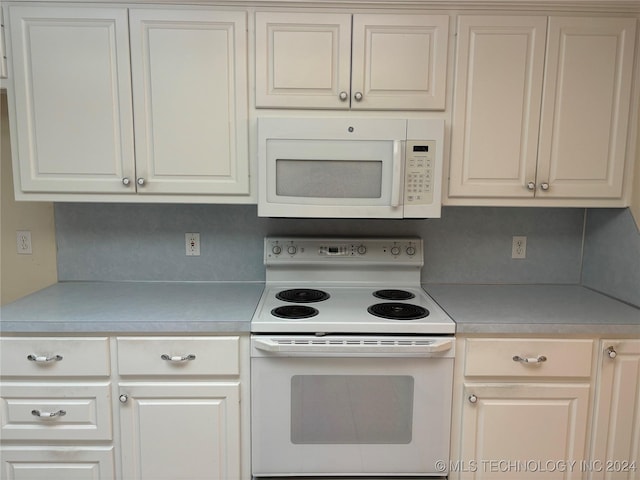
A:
[
  {"left": 464, "top": 338, "right": 594, "bottom": 378},
  {"left": 117, "top": 336, "right": 239, "bottom": 376},
  {"left": 0, "top": 383, "right": 112, "bottom": 441},
  {"left": 0, "top": 337, "right": 110, "bottom": 377},
  {"left": 0, "top": 446, "right": 115, "bottom": 479}
]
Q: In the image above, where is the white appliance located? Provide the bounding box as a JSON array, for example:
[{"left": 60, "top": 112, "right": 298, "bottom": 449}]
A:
[
  {"left": 251, "top": 237, "right": 455, "bottom": 479},
  {"left": 257, "top": 118, "right": 445, "bottom": 219}
]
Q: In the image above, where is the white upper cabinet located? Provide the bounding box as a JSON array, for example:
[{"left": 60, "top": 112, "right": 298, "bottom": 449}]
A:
[
  {"left": 1, "top": 8, "right": 8, "bottom": 79},
  {"left": 448, "top": 15, "right": 637, "bottom": 206},
  {"left": 537, "top": 17, "right": 636, "bottom": 201},
  {"left": 449, "top": 15, "right": 547, "bottom": 199},
  {"left": 8, "top": 6, "right": 136, "bottom": 194},
  {"left": 255, "top": 11, "right": 449, "bottom": 110},
  {"left": 129, "top": 9, "right": 249, "bottom": 196},
  {"left": 7, "top": 5, "right": 250, "bottom": 201},
  {"left": 255, "top": 12, "right": 351, "bottom": 109}
]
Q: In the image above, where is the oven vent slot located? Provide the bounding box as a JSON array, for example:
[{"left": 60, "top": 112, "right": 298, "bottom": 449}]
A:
[
  {"left": 269, "top": 339, "right": 439, "bottom": 347},
  {"left": 254, "top": 337, "right": 454, "bottom": 354}
]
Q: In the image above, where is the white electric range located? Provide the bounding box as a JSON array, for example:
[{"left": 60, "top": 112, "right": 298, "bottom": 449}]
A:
[{"left": 251, "top": 237, "right": 455, "bottom": 479}]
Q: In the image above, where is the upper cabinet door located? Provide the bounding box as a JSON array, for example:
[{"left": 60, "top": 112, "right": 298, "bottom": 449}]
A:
[
  {"left": 255, "top": 12, "right": 448, "bottom": 110},
  {"left": 129, "top": 9, "right": 249, "bottom": 195},
  {"left": 537, "top": 17, "right": 636, "bottom": 200},
  {"left": 449, "top": 15, "right": 547, "bottom": 199},
  {"left": 1, "top": 8, "right": 7, "bottom": 79},
  {"left": 351, "top": 14, "right": 449, "bottom": 110},
  {"left": 8, "top": 6, "right": 135, "bottom": 193},
  {"left": 255, "top": 11, "right": 352, "bottom": 109}
]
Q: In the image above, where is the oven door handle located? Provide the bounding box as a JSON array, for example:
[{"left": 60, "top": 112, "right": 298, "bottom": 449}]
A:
[{"left": 253, "top": 337, "right": 453, "bottom": 355}]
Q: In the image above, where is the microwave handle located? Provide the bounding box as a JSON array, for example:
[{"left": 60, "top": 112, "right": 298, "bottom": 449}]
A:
[{"left": 391, "top": 141, "right": 404, "bottom": 207}]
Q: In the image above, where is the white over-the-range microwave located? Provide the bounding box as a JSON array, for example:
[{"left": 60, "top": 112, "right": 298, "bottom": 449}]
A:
[{"left": 257, "top": 117, "right": 445, "bottom": 218}]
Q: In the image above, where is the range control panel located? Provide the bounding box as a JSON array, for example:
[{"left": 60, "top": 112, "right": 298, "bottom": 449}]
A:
[
  {"left": 404, "top": 140, "right": 436, "bottom": 205},
  {"left": 265, "top": 237, "right": 423, "bottom": 266}
]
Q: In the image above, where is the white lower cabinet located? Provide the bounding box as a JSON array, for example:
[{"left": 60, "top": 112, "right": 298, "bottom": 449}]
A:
[
  {"left": 116, "top": 336, "right": 242, "bottom": 480},
  {"left": 118, "top": 383, "right": 240, "bottom": 480},
  {"left": 0, "top": 337, "right": 115, "bottom": 480},
  {"left": 1, "top": 335, "right": 248, "bottom": 480},
  {"left": 590, "top": 339, "right": 640, "bottom": 480},
  {"left": 1, "top": 447, "right": 115, "bottom": 480},
  {"left": 451, "top": 337, "right": 595, "bottom": 480},
  {"left": 460, "top": 383, "right": 591, "bottom": 479}
]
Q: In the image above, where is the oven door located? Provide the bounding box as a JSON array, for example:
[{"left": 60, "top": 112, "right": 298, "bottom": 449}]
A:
[{"left": 251, "top": 336, "right": 454, "bottom": 477}]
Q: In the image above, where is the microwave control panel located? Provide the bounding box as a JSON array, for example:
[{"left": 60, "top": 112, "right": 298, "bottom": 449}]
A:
[{"left": 405, "top": 140, "right": 435, "bottom": 205}]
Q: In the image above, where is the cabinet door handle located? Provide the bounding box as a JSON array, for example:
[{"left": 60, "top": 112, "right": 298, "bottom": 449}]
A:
[
  {"left": 339, "top": 91, "right": 348, "bottom": 101},
  {"left": 27, "top": 354, "right": 63, "bottom": 363},
  {"left": 513, "top": 355, "right": 547, "bottom": 364},
  {"left": 468, "top": 394, "right": 478, "bottom": 404},
  {"left": 161, "top": 354, "right": 196, "bottom": 362},
  {"left": 606, "top": 346, "right": 617, "bottom": 359},
  {"left": 122, "top": 177, "right": 131, "bottom": 186},
  {"left": 527, "top": 182, "right": 536, "bottom": 191},
  {"left": 32, "top": 409, "right": 66, "bottom": 418},
  {"left": 540, "top": 182, "right": 550, "bottom": 191},
  {"left": 353, "top": 91, "right": 363, "bottom": 101}
]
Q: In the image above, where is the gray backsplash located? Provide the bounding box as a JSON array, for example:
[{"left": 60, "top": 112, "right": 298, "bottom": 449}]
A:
[
  {"left": 582, "top": 208, "right": 640, "bottom": 307},
  {"left": 55, "top": 204, "right": 586, "bottom": 285}
]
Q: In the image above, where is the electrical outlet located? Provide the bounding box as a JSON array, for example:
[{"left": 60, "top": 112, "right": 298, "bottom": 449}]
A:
[
  {"left": 17, "top": 230, "right": 32, "bottom": 255},
  {"left": 185, "top": 233, "right": 200, "bottom": 256},
  {"left": 512, "top": 236, "right": 527, "bottom": 259}
]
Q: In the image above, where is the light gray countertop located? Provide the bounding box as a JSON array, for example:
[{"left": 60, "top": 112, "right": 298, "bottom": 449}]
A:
[
  {"left": 1, "top": 282, "right": 638, "bottom": 336},
  {"left": 424, "top": 284, "right": 640, "bottom": 335},
  {"left": 0, "top": 282, "right": 264, "bottom": 333}
]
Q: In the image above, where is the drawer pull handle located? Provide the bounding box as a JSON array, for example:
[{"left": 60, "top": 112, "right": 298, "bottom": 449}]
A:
[
  {"left": 31, "top": 409, "right": 66, "bottom": 418},
  {"left": 161, "top": 354, "right": 196, "bottom": 362},
  {"left": 606, "top": 346, "right": 617, "bottom": 359},
  {"left": 27, "top": 354, "right": 63, "bottom": 363},
  {"left": 513, "top": 355, "right": 547, "bottom": 364}
]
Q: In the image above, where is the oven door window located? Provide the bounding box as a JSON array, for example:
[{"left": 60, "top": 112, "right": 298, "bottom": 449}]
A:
[{"left": 291, "top": 375, "right": 414, "bottom": 444}]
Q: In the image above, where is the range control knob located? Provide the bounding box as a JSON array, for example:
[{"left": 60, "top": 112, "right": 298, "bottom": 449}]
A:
[
  {"left": 287, "top": 245, "right": 297, "bottom": 255},
  {"left": 357, "top": 245, "right": 367, "bottom": 255},
  {"left": 390, "top": 246, "right": 401, "bottom": 256},
  {"left": 406, "top": 246, "right": 416, "bottom": 256},
  {"left": 272, "top": 245, "right": 282, "bottom": 255}
]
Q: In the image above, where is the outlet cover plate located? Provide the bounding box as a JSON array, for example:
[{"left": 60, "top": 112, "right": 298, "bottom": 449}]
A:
[
  {"left": 17, "top": 231, "right": 32, "bottom": 255},
  {"left": 185, "top": 233, "right": 200, "bottom": 256}
]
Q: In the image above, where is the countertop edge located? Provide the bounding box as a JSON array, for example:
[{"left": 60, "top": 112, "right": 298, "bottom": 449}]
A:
[
  {"left": 454, "top": 323, "right": 640, "bottom": 336},
  {"left": 0, "top": 321, "right": 252, "bottom": 335}
]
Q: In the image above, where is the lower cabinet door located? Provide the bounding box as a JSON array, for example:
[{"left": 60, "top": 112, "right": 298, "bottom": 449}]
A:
[
  {"left": 590, "top": 340, "right": 640, "bottom": 480},
  {"left": 118, "top": 382, "right": 240, "bottom": 480},
  {"left": 0, "top": 446, "right": 115, "bottom": 480},
  {"left": 459, "top": 383, "right": 590, "bottom": 479}
]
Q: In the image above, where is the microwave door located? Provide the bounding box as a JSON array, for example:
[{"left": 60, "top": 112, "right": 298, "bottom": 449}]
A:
[{"left": 261, "top": 139, "right": 404, "bottom": 218}]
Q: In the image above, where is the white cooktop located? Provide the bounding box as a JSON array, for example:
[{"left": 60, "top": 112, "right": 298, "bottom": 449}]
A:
[
  {"left": 252, "top": 284, "right": 455, "bottom": 334},
  {"left": 251, "top": 237, "right": 455, "bottom": 335}
]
